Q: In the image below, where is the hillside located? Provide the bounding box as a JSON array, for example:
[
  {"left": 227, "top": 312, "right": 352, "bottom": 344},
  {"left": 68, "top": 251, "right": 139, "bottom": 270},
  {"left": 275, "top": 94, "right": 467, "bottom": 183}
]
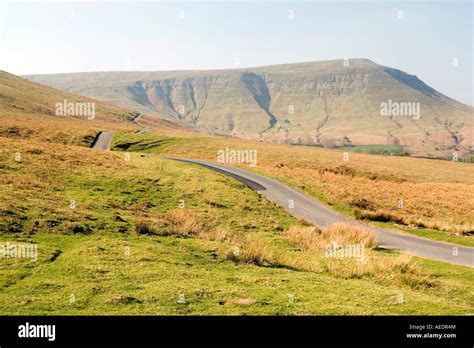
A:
[
  {"left": 0, "top": 71, "right": 185, "bottom": 146},
  {"left": 0, "top": 70, "right": 473, "bottom": 315},
  {"left": 111, "top": 131, "right": 474, "bottom": 247},
  {"left": 26, "top": 59, "right": 474, "bottom": 157},
  {"left": 1, "top": 135, "right": 473, "bottom": 315}
]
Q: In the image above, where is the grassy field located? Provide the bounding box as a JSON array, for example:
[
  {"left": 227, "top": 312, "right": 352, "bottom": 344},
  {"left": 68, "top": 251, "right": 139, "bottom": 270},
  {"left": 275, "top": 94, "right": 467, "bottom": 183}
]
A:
[
  {"left": 111, "top": 131, "right": 474, "bottom": 246},
  {"left": 1, "top": 71, "right": 473, "bottom": 315},
  {"left": 1, "top": 136, "right": 473, "bottom": 315},
  {"left": 337, "top": 144, "right": 408, "bottom": 156}
]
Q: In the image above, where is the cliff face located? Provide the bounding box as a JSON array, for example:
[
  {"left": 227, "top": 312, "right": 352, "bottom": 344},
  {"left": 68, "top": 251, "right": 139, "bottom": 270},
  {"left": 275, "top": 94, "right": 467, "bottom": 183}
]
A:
[{"left": 26, "top": 59, "right": 473, "bottom": 157}]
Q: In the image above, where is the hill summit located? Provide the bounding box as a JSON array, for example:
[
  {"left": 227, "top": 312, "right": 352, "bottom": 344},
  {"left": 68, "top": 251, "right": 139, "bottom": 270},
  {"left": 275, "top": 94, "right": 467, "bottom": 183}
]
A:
[{"left": 26, "top": 59, "right": 473, "bottom": 157}]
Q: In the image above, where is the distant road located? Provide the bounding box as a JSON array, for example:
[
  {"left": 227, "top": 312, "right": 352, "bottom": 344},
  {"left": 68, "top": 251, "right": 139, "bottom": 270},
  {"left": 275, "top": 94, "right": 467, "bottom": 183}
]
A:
[
  {"left": 91, "top": 131, "right": 114, "bottom": 150},
  {"left": 92, "top": 132, "right": 474, "bottom": 267}
]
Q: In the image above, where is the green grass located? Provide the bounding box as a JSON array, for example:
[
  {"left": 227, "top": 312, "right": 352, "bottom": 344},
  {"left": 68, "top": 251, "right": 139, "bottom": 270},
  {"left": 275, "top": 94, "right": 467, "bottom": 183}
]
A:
[
  {"left": 111, "top": 132, "right": 184, "bottom": 153},
  {"left": 1, "top": 137, "right": 472, "bottom": 315},
  {"left": 108, "top": 132, "right": 474, "bottom": 248},
  {"left": 337, "top": 144, "right": 408, "bottom": 156},
  {"left": 2, "top": 232, "right": 473, "bottom": 315},
  {"left": 3, "top": 68, "right": 472, "bottom": 315}
]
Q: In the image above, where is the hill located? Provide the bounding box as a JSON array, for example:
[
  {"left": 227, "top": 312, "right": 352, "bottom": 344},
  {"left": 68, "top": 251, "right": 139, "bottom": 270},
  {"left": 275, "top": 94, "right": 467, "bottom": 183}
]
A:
[
  {"left": 0, "top": 71, "right": 185, "bottom": 146},
  {"left": 26, "top": 59, "right": 474, "bottom": 157},
  {"left": 0, "top": 70, "right": 473, "bottom": 315}
]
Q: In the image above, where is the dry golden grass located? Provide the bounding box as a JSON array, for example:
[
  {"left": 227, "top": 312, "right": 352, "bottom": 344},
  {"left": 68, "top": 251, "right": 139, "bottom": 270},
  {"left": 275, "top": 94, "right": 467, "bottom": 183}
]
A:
[
  {"left": 0, "top": 71, "right": 190, "bottom": 147},
  {"left": 2, "top": 69, "right": 473, "bottom": 238},
  {"left": 0, "top": 113, "right": 135, "bottom": 147},
  {"left": 163, "top": 209, "right": 204, "bottom": 236},
  {"left": 229, "top": 234, "right": 275, "bottom": 266},
  {"left": 278, "top": 223, "right": 432, "bottom": 287},
  {"left": 285, "top": 223, "right": 378, "bottom": 251},
  {"left": 212, "top": 222, "right": 430, "bottom": 288},
  {"left": 0, "top": 71, "right": 469, "bottom": 314},
  {"left": 354, "top": 209, "right": 473, "bottom": 235},
  {"left": 256, "top": 157, "right": 474, "bottom": 235},
  {"left": 0, "top": 135, "right": 435, "bottom": 290},
  {"left": 133, "top": 210, "right": 204, "bottom": 237},
  {"left": 320, "top": 254, "right": 433, "bottom": 288},
  {"left": 234, "top": 241, "right": 433, "bottom": 288},
  {"left": 199, "top": 225, "right": 249, "bottom": 248},
  {"left": 148, "top": 135, "right": 474, "bottom": 237},
  {"left": 126, "top": 205, "right": 436, "bottom": 289},
  {"left": 0, "top": 71, "right": 141, "bottom": 146}
]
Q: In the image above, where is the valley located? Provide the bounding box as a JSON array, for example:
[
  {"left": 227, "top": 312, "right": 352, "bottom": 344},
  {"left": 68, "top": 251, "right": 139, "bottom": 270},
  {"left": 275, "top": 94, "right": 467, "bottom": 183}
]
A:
[{"left": 0, "top": 70, "right": 472, "bottom": 315}]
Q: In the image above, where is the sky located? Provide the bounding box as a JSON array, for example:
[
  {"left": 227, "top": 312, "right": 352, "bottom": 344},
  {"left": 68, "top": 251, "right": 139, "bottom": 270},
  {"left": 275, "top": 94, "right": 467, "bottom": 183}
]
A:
[{"left": 0, "top": 0, "right": 472, "bottom": 105}]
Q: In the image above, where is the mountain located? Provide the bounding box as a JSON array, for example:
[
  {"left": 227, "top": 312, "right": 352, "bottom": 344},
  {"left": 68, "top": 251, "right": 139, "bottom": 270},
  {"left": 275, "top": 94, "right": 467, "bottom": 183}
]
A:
[{"left": 26, "top": 59, "right": 473, "bottom": 157}]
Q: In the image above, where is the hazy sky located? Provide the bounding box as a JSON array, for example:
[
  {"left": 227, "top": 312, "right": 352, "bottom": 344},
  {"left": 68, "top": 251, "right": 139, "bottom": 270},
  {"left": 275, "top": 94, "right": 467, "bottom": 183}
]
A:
[{"left": 0, "top": 0, "right": 472, "bottom": 105}]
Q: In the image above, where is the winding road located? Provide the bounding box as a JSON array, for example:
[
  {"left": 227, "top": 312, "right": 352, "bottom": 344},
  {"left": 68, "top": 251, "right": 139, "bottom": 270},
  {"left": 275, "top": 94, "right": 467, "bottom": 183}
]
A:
[{"left": 92, "top": 132, "right": 474, "bottom": 267}]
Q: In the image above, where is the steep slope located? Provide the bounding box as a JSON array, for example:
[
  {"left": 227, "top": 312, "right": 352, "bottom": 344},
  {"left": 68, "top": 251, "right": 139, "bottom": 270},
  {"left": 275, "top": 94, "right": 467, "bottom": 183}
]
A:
[
  {"left": 0, "top": 71, "right": 186, "bottom": 145},
  {"left": 26, "top": 59, "right": 474, "bottom": 157}
]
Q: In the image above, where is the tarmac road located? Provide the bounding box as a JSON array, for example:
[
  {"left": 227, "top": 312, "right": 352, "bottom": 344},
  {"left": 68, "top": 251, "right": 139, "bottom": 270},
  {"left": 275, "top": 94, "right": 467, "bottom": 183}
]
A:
[{"left": 92, "top": 132, "right": 474, "bottom": 267}]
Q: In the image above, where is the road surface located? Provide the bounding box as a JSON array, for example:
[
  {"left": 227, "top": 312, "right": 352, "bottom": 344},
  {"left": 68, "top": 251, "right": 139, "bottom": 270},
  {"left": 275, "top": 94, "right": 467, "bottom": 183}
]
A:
[
  {"left": 92, "top": 132, "right": 474, "bottom": 267},
  {"left": 91, "top": 131, "right": 114, "bottom": 150}
]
